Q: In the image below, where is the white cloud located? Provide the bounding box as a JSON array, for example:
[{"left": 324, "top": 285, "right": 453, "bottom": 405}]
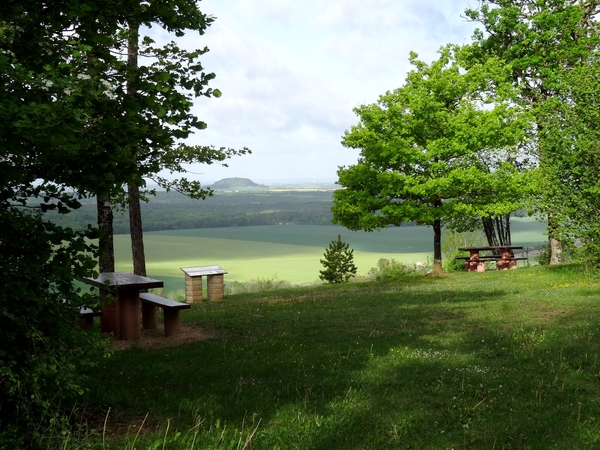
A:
[{"left": 151, "top": 0, "right": 479, "bottom": 183}]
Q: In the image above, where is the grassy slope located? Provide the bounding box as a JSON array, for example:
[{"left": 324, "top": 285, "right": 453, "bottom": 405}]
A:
[
  {"left": 79, "top": 263, "right": 600, "bottom": 449},
  {"left": 113, "top": 218, "right": 547, "bottom": 294}
]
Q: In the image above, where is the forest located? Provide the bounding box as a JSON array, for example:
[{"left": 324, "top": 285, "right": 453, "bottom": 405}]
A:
[{"left": 44, "top": 189, "right": 341, "bottom": 233}]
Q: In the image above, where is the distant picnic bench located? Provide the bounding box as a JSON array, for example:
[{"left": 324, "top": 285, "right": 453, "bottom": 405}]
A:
[{"left": 457, "top": 245, "right": 527, "bottom": 272}]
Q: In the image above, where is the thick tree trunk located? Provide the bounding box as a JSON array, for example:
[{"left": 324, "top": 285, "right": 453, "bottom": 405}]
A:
[
  {"left": 97, "top": 194, "right": 115, "bottom": 272},
  {"left": 128, "top": 182, "right": 146, "bottom": 276},
  {"left": 548, "top": 214, "right": 562, "bottom": 265},
  {"left": 537, "top": 118, "right": 563, "bottom": 265}
]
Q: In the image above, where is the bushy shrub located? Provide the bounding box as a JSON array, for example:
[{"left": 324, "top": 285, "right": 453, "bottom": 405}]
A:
[
  {"left": 0, "top": 209, "right": 104, "bottom": 446},
  {"left": 368, "top": 258, "right": 416, "bottom": 281},
  {"left": 230, "top": 275, "right": 291, "bottom": 294},
  {"left": 535, "top": 242, "right": 551, "bottom": 265},
  {"left": 443, "top": 252, "right": 469, "bottom": 272},
  {"left": 442, "top": 229, "right": 487, "bottom": 272}
]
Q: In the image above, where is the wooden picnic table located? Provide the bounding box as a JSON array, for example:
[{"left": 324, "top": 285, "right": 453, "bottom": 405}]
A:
[
  {"left": 81, "top": 272, "right": 164, "bottom": 340},
  {"left": 457, "top": 245, "right": 525, "bottom": 272}
]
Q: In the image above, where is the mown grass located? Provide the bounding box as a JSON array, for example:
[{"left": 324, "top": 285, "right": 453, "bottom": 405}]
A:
[{"left": 65, "top": 263, "right": 600, "bottom": 449}]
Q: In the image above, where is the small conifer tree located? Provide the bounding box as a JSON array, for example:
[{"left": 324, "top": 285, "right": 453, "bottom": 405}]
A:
[{"left": 319, "top": 234, "right": 358, "bottom": 283}]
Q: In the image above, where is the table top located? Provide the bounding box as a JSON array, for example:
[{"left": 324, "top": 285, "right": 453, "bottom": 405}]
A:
[
  {"left": 181, "top": 265, "right": 228, "bottom": 277},
  {"left": 81, "top": 272, "right": 164, "bottom": 290},
  {"left": 458, "top": 245, "right": 523, "bottom": 251}
]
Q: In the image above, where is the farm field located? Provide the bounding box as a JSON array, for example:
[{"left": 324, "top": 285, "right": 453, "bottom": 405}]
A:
[{"left": 113, "top": 218, "right": 547, "bottom": 295}]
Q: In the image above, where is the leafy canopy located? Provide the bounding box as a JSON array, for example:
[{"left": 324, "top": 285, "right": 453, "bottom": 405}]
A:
[
  {"left": 333, "top": 46, "right": 531, "bottom": 271},
  {"left": 0, "top": 0, "right": 246, "bottom": 443}
]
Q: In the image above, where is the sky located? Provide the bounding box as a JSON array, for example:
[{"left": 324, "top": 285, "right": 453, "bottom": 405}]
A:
[{"left": 154, "top": 0, "right": 481, "bottom": 185}]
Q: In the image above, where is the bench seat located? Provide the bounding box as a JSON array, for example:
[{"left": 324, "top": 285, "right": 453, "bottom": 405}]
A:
[
  {"left": 454, "top": 255, "right": 503, "bottom": 261},
  {"left": 455, "top": 255, "right": 529, "bottom": 272},
  {"left": 79, "top": 307, "right": 102, "bottom": 330},
  {"left": 140, "top": 293, "right": 190, "bottom": 337},
  {"left": 455, "top": 256, "right": 529, "bottom": 261}
]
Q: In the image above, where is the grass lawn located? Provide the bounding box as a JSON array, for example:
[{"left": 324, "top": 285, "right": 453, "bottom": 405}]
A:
[
  {"left": 67, "top": 262, "right": 600, "bottom": 449},
  {"left": 113, "top": 218, "right": 547, "bottom": 295}
]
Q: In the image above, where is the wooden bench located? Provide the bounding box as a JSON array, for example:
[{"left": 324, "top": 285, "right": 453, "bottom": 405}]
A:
[
  {"left": 495, "top": 256, "right": 528, "bottom": 270},
  {"left": 454, "top": 255, "right": 529, "bottom": 270},
  {"left": 79, "top": 307, "right": 102, "bottom": 331},
  {"left": 140, "top": 293, "right": 190, "bottom": 337}
]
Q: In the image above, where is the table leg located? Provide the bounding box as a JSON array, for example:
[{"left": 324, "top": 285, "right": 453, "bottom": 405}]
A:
[
  {"left": 467, "top": 251, "right": 484, "bottom": 272},
  {"left": 118, "top": 288, "right": 141, "bottom": 340},
  {"left": 101, "top": 290, "right": 119, "bottom": 334},
  {"left": 142, "top": 302, "right": 157, "bottom": 329},
  {"left": 498, "top": 249, "right": 512, "bottom": 270}
]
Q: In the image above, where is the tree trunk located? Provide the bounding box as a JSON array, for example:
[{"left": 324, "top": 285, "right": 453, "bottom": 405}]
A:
[
  {"left": 482, "top": 214, "right": 512, "bottom": 256},
  {"left": 431, "top": 217, "right": 444, "bottom": 275},
  {"left": 128, "top": 182, "right": 146, "bottom": 276},
  {"left": 127, "top": 22, "right": 147, "bottom": 277},
  {"left": 548, "top": 214, "right": 562, "bottom": 265},
  {"left": 537, "top": 118, "right": 563, "bottom": 265},
  {"left": 96, "top": 194, "right": 115, "bottom": 272}
]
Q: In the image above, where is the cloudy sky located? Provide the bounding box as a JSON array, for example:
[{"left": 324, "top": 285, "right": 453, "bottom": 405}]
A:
[{"left": 157, "top": 0, "right": 481, "bottom": 185}]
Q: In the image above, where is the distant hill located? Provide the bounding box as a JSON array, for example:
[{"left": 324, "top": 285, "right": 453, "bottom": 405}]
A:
[{"left": 210, "top": 177, "right": 269, "bottom": 191}]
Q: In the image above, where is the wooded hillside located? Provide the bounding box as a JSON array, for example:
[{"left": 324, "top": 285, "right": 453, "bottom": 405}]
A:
[
  {"left": 209, "top": 177, "right": 269, "bottom": 190},
  {"left": 45, "top": 190, "right": 337, "bottom": 233}
]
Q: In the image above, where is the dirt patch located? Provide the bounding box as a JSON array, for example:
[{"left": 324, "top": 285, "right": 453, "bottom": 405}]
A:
[
  {"left": 106, "top": 324, "right": 219, "bottom": 351},
  {"left": 538, "top": 306, "right": 577, "bottom": 323}
]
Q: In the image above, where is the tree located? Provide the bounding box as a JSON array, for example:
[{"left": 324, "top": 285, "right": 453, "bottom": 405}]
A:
[
  {"left": 0, "top": 0, "right": 249, "bottom": 441},
  {"left": 0, "top": 1, "right": 141, "bottom": 442},
  {"left": 95, "top": 6, "right": 249, "bottom": 278},
  {"left": 332, "top": 46, "right": 530, "bottom": 274},
  {"left": 319, "top": 235, "right": 358, "bottom": 283},
  {"left": 538, "top": 56, "right": 600, "bottom": 266},
  {"left": 464, "top": 0, "right": 600, "bottom": 264}
]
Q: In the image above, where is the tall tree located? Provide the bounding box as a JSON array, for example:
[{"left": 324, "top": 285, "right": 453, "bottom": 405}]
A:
[
  {"left": 96, "top": 5, "right": 249, "bottom": 277},
  {"left": 0, "top": 0, "right": 249, "bottom": 440},
  {"left": 539, "top": 55, "right": 600, "bottom": 266},
  {"left": 126, "top": 22, "right": 146, "bottom": 277},
  {"left": 465, "top": 0, "right": 600, "bottom": 264},
  {"left": 0, "top": 0, "right": 143, "bottom": 441},
  {"left": 332, "top": 46, "right": 530, "bottom": 274}
]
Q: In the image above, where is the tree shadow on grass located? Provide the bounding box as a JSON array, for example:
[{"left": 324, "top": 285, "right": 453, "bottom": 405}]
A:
[
  {"left": 303, "top": 304, "right": 600, "bottom": 449},
  {"left": 81, "top": 271, "right": 600, "bottom": 448}
]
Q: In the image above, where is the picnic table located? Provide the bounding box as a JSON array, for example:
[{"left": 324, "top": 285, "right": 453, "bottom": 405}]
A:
[
  {"left": 457, "top": 245, "right": 525, "bottom": 272},
  {"left": 81, "top": 272, "right": 164, "bottom": 340}
]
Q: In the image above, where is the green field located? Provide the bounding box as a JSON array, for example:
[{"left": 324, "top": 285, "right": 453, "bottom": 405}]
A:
[{"left": 114, "top": 218, "right": 547, "bottom": 294}]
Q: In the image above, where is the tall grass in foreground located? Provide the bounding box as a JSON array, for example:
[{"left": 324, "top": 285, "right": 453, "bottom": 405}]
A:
[{"left": 61, "top": 264, "right": 600, "bottom": 449}]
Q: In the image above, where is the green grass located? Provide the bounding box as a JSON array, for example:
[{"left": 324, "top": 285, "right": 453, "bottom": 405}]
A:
[
  {"left": 114, "top": 219, "right": 547, "bottom": 294},
  {"left": 67, "top": 262, "right": 600, "bottom": 449}
]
